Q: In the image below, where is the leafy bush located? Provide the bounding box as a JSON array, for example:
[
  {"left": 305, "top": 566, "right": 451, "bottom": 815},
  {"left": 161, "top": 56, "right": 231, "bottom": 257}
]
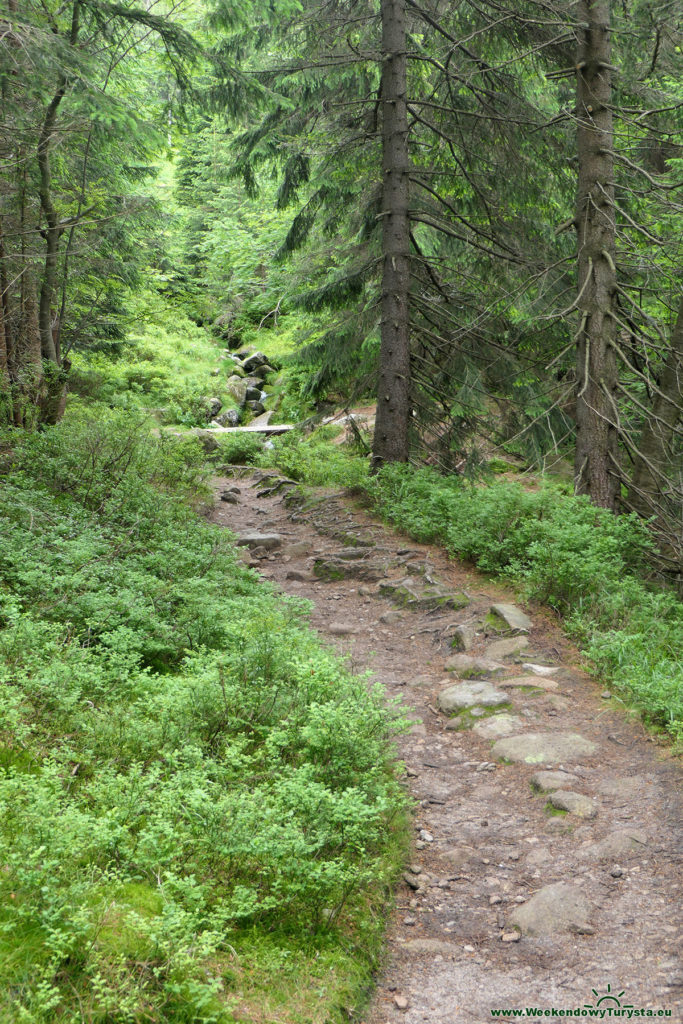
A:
[
  {"left": 368, "top": 463, "right": 682, "bottom": 738},
  {"left": 0, "top": 411, "right": 406, "bottom": 1022},
  {"left": 260, "top": 429, "right": 369, "bottom": 488},
  {"left": 215, "top": 430, "right": 264, "bottom": 465}
]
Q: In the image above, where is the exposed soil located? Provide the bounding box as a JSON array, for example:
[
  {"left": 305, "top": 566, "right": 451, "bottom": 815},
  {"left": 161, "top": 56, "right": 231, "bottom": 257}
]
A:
[{"left": 210, "top": 470, "right": 682, "bottom": 1024}]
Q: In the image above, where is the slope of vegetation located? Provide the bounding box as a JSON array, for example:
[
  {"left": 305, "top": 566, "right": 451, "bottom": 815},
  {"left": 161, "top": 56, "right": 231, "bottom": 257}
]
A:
[{"left": 0, "top": 412, "right": 407, "bottom": 1024}]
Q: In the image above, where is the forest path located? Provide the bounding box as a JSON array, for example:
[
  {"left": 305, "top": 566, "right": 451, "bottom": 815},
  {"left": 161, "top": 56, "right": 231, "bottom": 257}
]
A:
[{"left": 209, "top": 470, "right": 682, "bottom": 1024}]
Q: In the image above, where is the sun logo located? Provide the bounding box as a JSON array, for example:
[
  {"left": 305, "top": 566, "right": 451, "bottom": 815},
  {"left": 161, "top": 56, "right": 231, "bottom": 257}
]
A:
[{"left": 584, "top": 984, "right": 633, "bottom": 1011}]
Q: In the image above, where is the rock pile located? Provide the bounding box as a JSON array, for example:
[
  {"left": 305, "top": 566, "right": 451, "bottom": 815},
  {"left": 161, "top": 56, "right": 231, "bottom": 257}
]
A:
[{"left": 208, "top": 348, "right": 280, "bottom": 426}]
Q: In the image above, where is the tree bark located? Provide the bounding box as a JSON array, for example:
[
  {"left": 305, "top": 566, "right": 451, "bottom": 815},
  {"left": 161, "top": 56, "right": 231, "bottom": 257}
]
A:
[
  {"left": 371, "top": 0, "right": 412, "bottom": 471},
  {"left": 627, "top": 293, "right": 683, "bottom": 516},
  {"left": 573, "top": 0, "right": 620, "bottom": 510}
]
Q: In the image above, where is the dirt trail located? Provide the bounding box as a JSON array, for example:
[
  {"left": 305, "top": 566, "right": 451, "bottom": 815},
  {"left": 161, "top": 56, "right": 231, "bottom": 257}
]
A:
[{"left": 210, "top": 470, "right": 682, "bottom": 1024}]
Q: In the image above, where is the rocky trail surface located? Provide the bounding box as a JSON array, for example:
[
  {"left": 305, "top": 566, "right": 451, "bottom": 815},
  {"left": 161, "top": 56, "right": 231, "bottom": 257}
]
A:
[{"left": 210, "top": 470, "right": 682, "bottom": 1024}]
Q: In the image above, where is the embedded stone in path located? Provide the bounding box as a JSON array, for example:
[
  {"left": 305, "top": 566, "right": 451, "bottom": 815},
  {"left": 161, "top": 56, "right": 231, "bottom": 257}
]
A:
[
  {"left": 578, "top": 829, "right": 648, "bottom": 861},
  {"left": 498, "top": 674, "right": 558, "bottom": 692},
  {"left": 401, "top": 938, "right": 458, "bottom": 956},
  {"left": 485, "top": 636, "right": 529, "bottom": 659},
  {"left": 235, "top": 532, "right": 283, "bottom": 550},
  {"left": 314, "top": 556, "right": 385, "bottom": 582},
  {"left": 508, "top": 882, "right": 594, "bottom": 936},
  {"left": 444, "top": 653, "right": 504, "bottom": 677},
  {"left": 473, "top": 713, "right": 523, "bottom": 739},
  {"left": 437, "top": 681, "right": 509, "bottom": 714},
  {"left": 329, "top": 621, "right": 355, "bottom": 636},
  {"left": 492, "top": 732, "right": 598, "bottom": 765},
  {"left": 549, "top": 790, "right": 598, "bottom": 819},
  {"left": 522, "top": 663, "right": 559, "bottom": 677},
  {"left": 380, "top": 578, "right": 470, "bottom": 612},
  {"left": 450, "top": 623, "right": 476, "bottom": 651},
  {"left": 530, "top": 770, "right": 580, "bottom": 793},
  {"left": 489, "top": 603, "right": 533, "bottom": 634}
]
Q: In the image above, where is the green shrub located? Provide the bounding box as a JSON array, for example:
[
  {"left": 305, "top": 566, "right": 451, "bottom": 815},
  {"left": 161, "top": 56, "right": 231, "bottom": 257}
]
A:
[
  {"left": 215, "top": 430, "right": 264, "bottom": 465},
  {"left": 368, "top": 463, "right": 682, "bottom": 739},
  {"left": 260, "top": 429, "right": 369, "bottom": 488},
  {"left": 0, "top": 411, "right": 407, "bottom": 1022}
]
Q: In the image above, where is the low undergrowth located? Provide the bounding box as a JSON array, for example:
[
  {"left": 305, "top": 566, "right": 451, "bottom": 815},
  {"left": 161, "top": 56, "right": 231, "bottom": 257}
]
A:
[
  {"left": 263, "top": 435, "right": 682, "bottom": 742},
  {"left": 0, "top": 411, "right": 407, "bottom": 1023},
  {"left": 369, "top": 464, "right": 683, "bottom": 742}
]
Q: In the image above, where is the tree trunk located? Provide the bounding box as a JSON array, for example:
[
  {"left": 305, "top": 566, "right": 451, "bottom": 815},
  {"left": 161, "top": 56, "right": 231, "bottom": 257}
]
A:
[
  {"left": 573, "top": 0, "right": 620, "bottom": 510},
  {"left": 371, "top": 0, "right": 412, "bottom": 471},
  {"left": 627, "top": 292, "right": 683, "bottom": 516}
]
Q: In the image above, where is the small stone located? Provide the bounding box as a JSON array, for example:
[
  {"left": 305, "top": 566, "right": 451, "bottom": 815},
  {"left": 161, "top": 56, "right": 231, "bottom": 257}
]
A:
[
  {"left": 610, "top": 866, "right": 623, "bottom": 878},
  {"left": 549, "top": 790, "right": 597, "bottom": 819},
  {"left": 404, "top": 873, "right": 422, "bottom": 890},
  {"left": 220, "top": 490, "right": 239, "bottom": 504},
  {"left": 450, "top": 624, "right": 476, "bottom": 650},
  {"left": 402, "top": 939, "right": 457, "bottom": 955},
  {"left": 530, "top": 770, "right": 580, "bottom": 793},
  {"left": 489, "top": 895, "right": 502, "bottom": 905},
  {"left": 329, "top": 622, "right": 355, "bottom": 636},
  {"left": 522, "top": 663, "right": 559, "bottom": 677},
  {"left": 285, "top": 569, "right": 312, "bottom": 582},
  {"left": 463, "top": 944, "right": 475, "bottom": 953},
  {"left": 473, "top": 713, "right": 522, "bottom": 739},
  {"left": 501, "top": 931, "right": 521, "bottom": 943},
  {"left": 514, "top": 895, "right": 526, "bottom": 903},
  {"left": 601, "top": 691, "right": 611, "bottom": 699},
  {"left": 380, "top": 609, "right": 405, "bottom": 624},
  {"left": 486, "top": 637, "right": 530, "bottom": 659},
  {"left": 419, "top": 829, "right": 434, "bottom": 843},
  {"left": 403, "top": 916, "right": 417, "bottom": 926},
  {"left": 408, "top": 864, "right": 422, "bottom": 875}
]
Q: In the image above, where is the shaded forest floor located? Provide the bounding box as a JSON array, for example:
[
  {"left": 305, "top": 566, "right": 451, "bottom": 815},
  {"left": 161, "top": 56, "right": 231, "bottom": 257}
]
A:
[{"left": 211, "top": 469, "right": 683, "bottom": 1024}]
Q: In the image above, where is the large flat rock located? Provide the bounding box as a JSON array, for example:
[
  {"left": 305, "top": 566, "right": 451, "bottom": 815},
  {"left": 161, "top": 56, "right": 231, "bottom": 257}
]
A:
[
  {"left": 438, "top": 681, "right": 509, "bottom": 714},
  {"left": 489, "top": 603, "right": 533, "bottom": 634},
  {"left": 578, "top": 829, "right": 648, "bottom": 861},
  {"left": 492, "top": 732, "right": 598, "bottom": 765},
  {"left": 549, "top": 790, "right": 598, "bottom": 819},
  {"left": 380, "top": 578, "right": 470, "bottom": 612},
  {"left": 509, "top": 882, "right": 594, "bottom": 936},
  {"left": 444, "top": 653, "right": 504, "bottom": 677},
  {"left": 530, "top": 770, "right": 580, "bottom": 793},
  {"left": 235, "top": 532, "right": 283, "bottom": 550},
  {"left": 473, "top": 713, "right": 523, "bottom": 738}
]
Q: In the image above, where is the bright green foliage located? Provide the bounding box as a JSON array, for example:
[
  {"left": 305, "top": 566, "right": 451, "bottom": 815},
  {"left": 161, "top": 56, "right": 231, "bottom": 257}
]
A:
[
  {"left": 366, "top": 463, "right": 682, "bottom": 738},
  {"left": 69, "top": 288, "right": 239, "bottom": 426},
  {"left": 259, "top": 428, "right": 370, "bottom": 488},
  {"left": 0, "top": 411, "right": 406, "bottom": 1022}
]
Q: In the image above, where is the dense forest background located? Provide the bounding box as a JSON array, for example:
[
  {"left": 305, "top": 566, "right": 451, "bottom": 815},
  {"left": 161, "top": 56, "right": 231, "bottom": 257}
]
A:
[
  {"left": 2, "top": 0, "right": 681, "bottom": 560},
  {"left": 0, "top": 2, "right": 681, "bottom": 1020}
]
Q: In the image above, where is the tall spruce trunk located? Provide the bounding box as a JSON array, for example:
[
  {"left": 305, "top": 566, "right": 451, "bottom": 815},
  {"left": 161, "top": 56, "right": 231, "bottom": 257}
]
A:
[
  {"left": 628, "top": 293, "right": 683, "bottom": 516},
  {"left": 573, "top": 0, "right": 620, "bottom": 510},
  {"left": 371, "top": 0, "right": 411, "bottom": 471}
]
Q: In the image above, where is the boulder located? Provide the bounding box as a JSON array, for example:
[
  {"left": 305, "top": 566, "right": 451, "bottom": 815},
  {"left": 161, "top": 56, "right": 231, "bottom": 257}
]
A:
[
  {"left": 578, "top": 829, "right": 648, "bottom": 861},
  {"left": 242, "top": 351, "right": 269, "bottom": 372},
  {"left": 444, "top": 653, "right": 505, "bottom": 677},
  {"left": 227, "top": 380, "right": 248, "bottom": 405},
  {"left": 491, "top": 732, "right": 598, "bottom": 765},
  {"left": 485, "top": 636, "right": 529, "bottom": 659},
  {"left": 508, "top": 882, "right": 594, "bottom": 936},
  {"left": 251, "top": 363, "right": 277, "bottom": 379},
  {"left": 217, "top": 409, "right": 241, "bottom": 427},
  {"left": 246, "top": 400, "right": 266, "bottom": 415},
  {"left": 472, "top": 713, "right": 523, "bottom": 739},
  {"left": 548, "top": 790, "right": 597, "bottom": 819},
  {"left": 489, "top": 603, "right": 533, "bottom": 635},
  {"left": 245, "top": 386, "right": 263, "bottom": 403},
  {"left": 437, "top": 680, "right": 509, "bottom": 714},
  {"left": 530, "top": 770, "right": 580, "bottom": 793},
  {"left": 204, "top": 397, "right": 222, "bottom": 419},
  {"left": 235, "top": 533, "right": 283, "bottom": 550}
]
